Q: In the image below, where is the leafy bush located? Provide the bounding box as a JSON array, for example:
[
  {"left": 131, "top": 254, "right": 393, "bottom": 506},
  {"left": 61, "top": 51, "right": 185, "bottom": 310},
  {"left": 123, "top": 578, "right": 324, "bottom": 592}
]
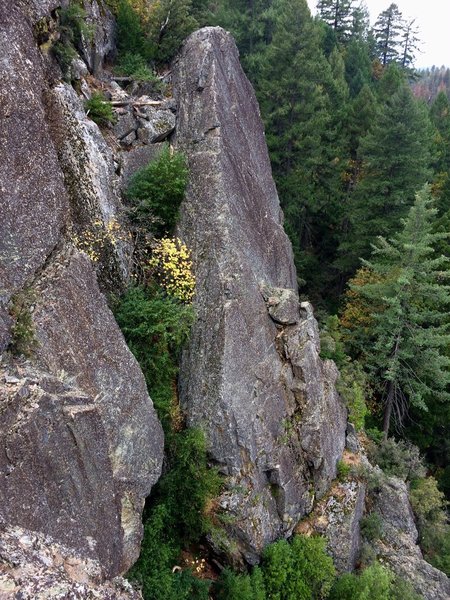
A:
[
  {"left": 114, "top": 285, "right": 194, "bottom": 426},
  {"left": 337, "top": 459, "right": 351, "bottom": 481},
  {"left": 9, "top": 289, "right": 37, "bottom": 357},
  {"left": 368, "top": 437, "right": 426, "bottom": 481},
  {"left": 329, "top": 562, "right": 422, "bottom": 600},
  {"left": 116, "top": 0, "right": 148, "bottom": 57},
  {"left": 127, "top": 429, "right": 220, "bottom": 600},
  {"left": 337, "top": 361, "right": 369, "bottom": 431},
  {"left": 127, "top": 146, "right": 189, "bottom": 236},
  {"left": 85, "top": 92, "right": 116, "bottom": 126},
  {"left": 263, "top": 536, "right": 336, "bottom": 600},
  {"left": 410, "top": 477, "right": 450, "bottom": 575},
  {"left": 360, "top": 512, "right": 383, "bottom": 541},
  {"left": 115, "top": 52, "right": 163, "bottom": 86},
  {"left": 146, "top": 0, "right": 198, "bottom": 63},
  {"left": 319, "top": 316, "right": 368, "bottom": 430},
  {"left": 148, "top": 237, "right": 195, "bottom": 302}
]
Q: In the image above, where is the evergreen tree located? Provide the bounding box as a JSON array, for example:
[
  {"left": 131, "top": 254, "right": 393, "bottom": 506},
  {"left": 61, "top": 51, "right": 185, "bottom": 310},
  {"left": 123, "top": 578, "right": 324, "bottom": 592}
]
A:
[
  {"left": 430, "top": 91, "right": 450, "bottom": 215},
  {"left": 344, "top": 38, "right": 373, "bottom": 96},
  {"left": 373, "top": 3, "right": 404, "bottom": 66},
  {"left": 400, "top": 18, "right": 420, "bottom": 69},
  {"left": 256, "top": 0, "right": 347, "bottom": 298},
  {"left": 340, "top": 77, "right": 432, "bottom": 272},
  {"left": 349, "top": 185, "right": 450, "bottom": 434},
  {"left": 316, "top": 0, "right": 355, "bottom": 44},
  {"left": 146, "top": 0, "right": 198, "bottom": 63}
]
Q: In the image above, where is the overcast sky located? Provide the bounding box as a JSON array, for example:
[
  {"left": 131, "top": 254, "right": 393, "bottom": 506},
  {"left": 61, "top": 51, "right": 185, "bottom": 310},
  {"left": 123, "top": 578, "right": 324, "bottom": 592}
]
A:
[{"left": 307, "top": 0, "right": 449, "bottom": 68}]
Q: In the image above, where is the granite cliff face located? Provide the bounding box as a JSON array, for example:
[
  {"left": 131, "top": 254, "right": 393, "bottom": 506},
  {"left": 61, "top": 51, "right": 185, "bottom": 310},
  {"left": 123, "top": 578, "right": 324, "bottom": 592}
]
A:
[
  {"left": 0, "top": 0, "right": 163, "bottom": 584},
  {"left": 173, "top": 27, "right": 347, "bottom": 562}
]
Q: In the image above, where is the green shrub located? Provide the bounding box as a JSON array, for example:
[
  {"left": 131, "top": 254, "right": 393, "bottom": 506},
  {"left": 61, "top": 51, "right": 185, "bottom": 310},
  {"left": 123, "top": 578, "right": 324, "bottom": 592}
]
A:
[
  {"left": 360, "top": 512, "right": 383, "bottom": 541},
  {"left": 410, "top": 477, "right": 450, "bottom": 575},
  {"left": 9, "top": 290, "right": 37, "bottom": 357},
  {"left": 115, "top": 52, "right": 164, "bottom": 87},
  {"left": 127, "top": 429, "right": 220, "bottom": 599},
  {"left": 113, "top": 285, "right": 194, "bottom": 427},
  {"left": 337, "top": 459, "right": 351, "bottom": 481},
  {"left": 116, "top": 0, "right": 147, "bottom": 57},
  {"left": 369, "top": 437, "right": 426, "bottom": 481},
  {"left": 85, "top": 92, "right": 116, "bottom": 127},
  {"left": 329, "top": 563, "right": 422, "bottom": 600},
  {"left": 127, "top": 146, "right": 189, "bottom": 236},
  {"left": 146, "top": 0, "right": 198, "bottom": 63},
  {"left": 337, "top": 361, "right": 369, "bottom": 431},
  {"left": 262, "top": 535, "right": 335, "bottom": 600},
  {"left": 319, "top": 316, "right": 368, "bottom": 430}
]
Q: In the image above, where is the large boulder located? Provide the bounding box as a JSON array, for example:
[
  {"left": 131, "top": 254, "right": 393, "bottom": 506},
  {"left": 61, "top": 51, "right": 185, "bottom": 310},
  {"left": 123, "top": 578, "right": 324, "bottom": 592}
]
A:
[
  {"left": 79, "top": 0, "right": 116, "bottom": 75},
  {"left": 0, "top": 0, "right": 68, "bottom": 329},
  {"left": 173, "top": 27, "right": 347, "bottom": 562},
  {"left": 373, "top": 475, "right": 450, "bottom": 600},
  {"left": 0, "top": 525, "right": 143, "bottom": 599},
  {"left": 0, "top": 0, "right": 164, "bottom": 584}
]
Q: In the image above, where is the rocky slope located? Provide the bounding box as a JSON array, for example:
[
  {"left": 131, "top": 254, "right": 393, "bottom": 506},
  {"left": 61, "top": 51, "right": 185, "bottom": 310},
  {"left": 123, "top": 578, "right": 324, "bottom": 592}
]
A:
[
  {"left": 173, "top": 27, "right": 347, "bottom": 563},
  {"left": 0, "top": 0, "right": 163, "bottom": 586}
]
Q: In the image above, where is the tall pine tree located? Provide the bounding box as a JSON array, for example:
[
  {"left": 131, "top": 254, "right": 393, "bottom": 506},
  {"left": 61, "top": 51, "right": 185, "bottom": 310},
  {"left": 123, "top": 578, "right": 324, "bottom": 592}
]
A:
[
  {"left": 339, "top": 74, "right": 432, "bottom": 272},
  {"left": 316, "top": 0, "right": 355, "bottom": 44},
  {"left": 373, "top": 3, "right": 404, "bottom": 66},
  {"left": 346, "top": 185, "right": 450, "bottom": 434}
]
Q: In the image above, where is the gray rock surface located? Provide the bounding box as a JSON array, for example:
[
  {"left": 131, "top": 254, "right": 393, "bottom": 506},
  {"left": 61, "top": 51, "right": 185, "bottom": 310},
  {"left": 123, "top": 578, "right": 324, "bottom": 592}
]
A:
[
  {"left": 31, "top": 248, "right": 164, "bottom": 571},
  {"left": 174, "top": 27, "right": 347, "bottom": 562},
  {"left": 0, "top": 363, "right": 123, "bottom": 575},
  {"left": 51, "top": 83, "right": 133, "bottom": 282},
  {"left": 0, "top": 525, "right": 143, "bottom": 599},
  {"left": 0, "top": 0, "right": 164, "bottom": 584},
  {"left": 79, "top": 0, "right": 116, "bottom": 75},
  {"left": 373, "top": 476, "right": 450, "bottom": 600},
  {"left": 113, "top": 111, "right": 138, "bottom": 140},
  {"left": 0, "top": 1, "right": 68, "bottom": 307},
  {"left": 137, "top": 108, "right": 176, "bottom": 143}
]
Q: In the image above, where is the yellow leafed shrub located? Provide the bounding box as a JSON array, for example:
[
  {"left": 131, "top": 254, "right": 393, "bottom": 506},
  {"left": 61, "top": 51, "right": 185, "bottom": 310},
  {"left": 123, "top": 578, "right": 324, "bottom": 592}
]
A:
[{"left": 149, "top": 237, "right": 195, "bottom": 303}]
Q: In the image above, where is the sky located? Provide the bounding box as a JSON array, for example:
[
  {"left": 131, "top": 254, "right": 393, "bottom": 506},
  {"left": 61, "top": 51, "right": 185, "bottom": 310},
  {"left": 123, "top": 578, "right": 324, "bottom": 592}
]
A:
[{"left": 307, "top": 0, "right": 450, "bottom": 68}]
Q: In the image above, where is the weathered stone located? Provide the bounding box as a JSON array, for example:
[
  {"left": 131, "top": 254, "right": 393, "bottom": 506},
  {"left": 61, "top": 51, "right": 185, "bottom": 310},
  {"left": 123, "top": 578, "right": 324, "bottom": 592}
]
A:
[
  {"left": 174, "top": 27, "right": 347, "bottom": 562},
  {"left": 299, "top": 480, "right": 366, "bottom": 573},
  {"left": 121, "top": 130, "right": 137, "bottom": 146},
  {"left": 71, "top": 57, "right": 89, "bottom": 80},
  {"left": 261, "top": 285, "right": 299, "bottom": 325},
  {"left": 50, "top": 83, "right": 133, "bottom": 282},
  {"left": 0, "top": 1, "right": 68, "bottom": 309},
  {"left": 137, "top": 108, "right": 176, "bottom": 143},
  {"left": 79, "top": 0, "right": 116, "bottom": 75},
  {"left": 373, "top": 475, "right": 450, "bottom": 600},
  {"left": 346, "top": 422, "right": 360, "bottom": 453},
  {"left": 0, "top": 0, "right": 165, "bottom": 586},
  {"left": 0, "top": 364, "right": 122, "bottom": 575},
  {"left": 31, "top": 248, "right": 164, "bottom": 572},
  {"left": 0, "top": 525, "right": 143, "bottom": 599},
  {"left": 119, "top": 143, "right": 165, "bottom": 190},
  {"left": 113, "top": 111, "right": 138, "bottom": 140}
]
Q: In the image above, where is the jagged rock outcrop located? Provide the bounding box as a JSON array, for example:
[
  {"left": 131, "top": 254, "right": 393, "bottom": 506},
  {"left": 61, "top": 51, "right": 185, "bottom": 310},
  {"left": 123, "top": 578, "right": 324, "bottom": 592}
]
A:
[
  {"left": 0, "top": 525, "right": 143, "bottom": 599},
  {"left": 79, "top": 0, "right": 116, "bottom": 75},
  {"left": 373, "top": 476, "right": 450, "bottom": 600},
  {"left": 173, "top": 27, "right": 347, "bottom": 562},
  {"left": 0, "top": 0, "right": 164, "bottom": 584},
  {"left": 298, "top": 477, "right": 366, "bottom": 573}
]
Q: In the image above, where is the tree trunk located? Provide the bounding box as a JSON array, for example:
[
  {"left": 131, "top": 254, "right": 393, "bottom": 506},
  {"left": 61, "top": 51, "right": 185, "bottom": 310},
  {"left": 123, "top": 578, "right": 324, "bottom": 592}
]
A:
[{"left": 383, "top": 380, "right": 394, "bottom": 437}]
